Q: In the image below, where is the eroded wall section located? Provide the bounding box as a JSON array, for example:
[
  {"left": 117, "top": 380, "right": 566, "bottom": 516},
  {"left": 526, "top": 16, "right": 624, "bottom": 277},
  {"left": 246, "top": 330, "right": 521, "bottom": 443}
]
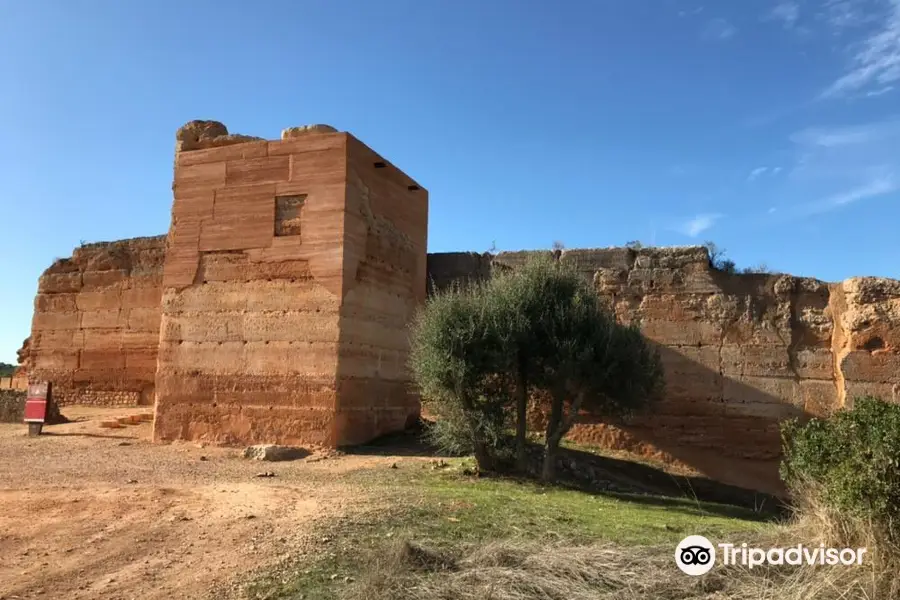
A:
[
  {"left": 153, "top": 124, "right": 349, "bottom": 445},
  {"left": 28, "top": 236, "right": 165, "bottom": 405},
  {"left": 428, "top": 248, "right": 900, "bottom": 494},
  {"left": 337, "top": 136, "right": 428, "bottom": 444}
]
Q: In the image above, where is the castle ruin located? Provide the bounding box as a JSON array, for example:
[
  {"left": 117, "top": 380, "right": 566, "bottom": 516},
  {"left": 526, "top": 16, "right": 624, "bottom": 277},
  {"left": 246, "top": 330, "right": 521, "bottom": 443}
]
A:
[{"left": 18, "top": 121, "right": 900, "bottom": 494}]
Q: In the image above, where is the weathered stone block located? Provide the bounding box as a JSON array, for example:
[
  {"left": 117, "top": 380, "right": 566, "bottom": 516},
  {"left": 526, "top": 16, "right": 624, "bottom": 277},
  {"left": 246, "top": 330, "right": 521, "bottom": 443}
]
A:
[
  {"left": 122, "top": 286, "right": 162, "bottom": 308},
  {"left": 38, "top": 272, "right": 82, "bottom": 293},
  {"left": 794, "top": 348, "right": 834, "bottom": 380},
  {"left": 641, "top": 319, "right": 722, "bottom": 346},
  {"left": 81, "top": 309, "right": 124, "bottom": 329},
  {"left": 32, "top": 311, "right": 80, "bottom": 331},
  {"left": 800, "top": 380, "right": 840, "bottom": 417},
  {"left": 722, "top": 376, "right": 803, "bottom": 419},
  {"left": 174, "top": 161, "right": 226, "bottom": 189},
  {"left": 720, "top": 345, "right": 792, "bottom": 378},
  {"left": 76, "top": 291, "right": 121, "bottom": 311},
  {"left": 225, "top": 156, "right": 290, "bottom": 186},
  {"left": 82, "top": 270, "right": 128, "bottom": 288},
  {"left": 176, "top": 140, "right": 268, "bottom": 167},
  {"left": 34, "top": 293, "right": 77, "bottom": 313},
  {"left": 840, "top": 350, "right": 900, "bottom": 384}
]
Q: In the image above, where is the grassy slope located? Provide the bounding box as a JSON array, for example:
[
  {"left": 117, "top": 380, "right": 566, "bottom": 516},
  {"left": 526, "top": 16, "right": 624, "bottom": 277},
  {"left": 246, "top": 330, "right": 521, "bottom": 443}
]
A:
[{"left": 245, "top": 457, "right": 771, "bottom": 600}]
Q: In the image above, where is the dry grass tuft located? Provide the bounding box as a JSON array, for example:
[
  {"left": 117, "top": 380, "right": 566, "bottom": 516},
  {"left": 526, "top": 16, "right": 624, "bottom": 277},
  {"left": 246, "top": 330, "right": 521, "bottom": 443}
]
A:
[
  {"left": 347, "top": 533, "right": 900, "bottom": 600},
  {"left": 787, "top": 480, "right": 900, "bottom": 555}
]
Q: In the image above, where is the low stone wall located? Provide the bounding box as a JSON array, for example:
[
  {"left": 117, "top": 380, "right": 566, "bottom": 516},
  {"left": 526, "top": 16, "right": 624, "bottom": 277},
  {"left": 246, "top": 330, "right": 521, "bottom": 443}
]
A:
[
  {"left": 0, "top": 377, "right": 28, "bottom": 391},
  {"left": 0, "top": 391, "right": 26, "bottom": 422},
  {"left": 0, "top": 390, "right": 66, "bottom": 424}
]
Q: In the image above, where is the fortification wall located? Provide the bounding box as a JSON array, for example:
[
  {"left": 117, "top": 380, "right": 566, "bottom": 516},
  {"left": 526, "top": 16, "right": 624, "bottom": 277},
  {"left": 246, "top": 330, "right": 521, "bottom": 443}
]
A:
[
  {"left": 19, "top": 119, "right": 899, "bottom": 493},
  {"left": 427, "top": 248, "right": 900, "bottom": 493},
  {"left": 153, "top": 122, "right": 347, "bottom": 446},
  {"left": 337, "top": 136, "right": 428, "bottom": 444},
  {"left": 26, "top": 236, "right": 165, "bottom": 405},
  {"left": 152, "top": 121, "right": 428, "bottom": 447}
]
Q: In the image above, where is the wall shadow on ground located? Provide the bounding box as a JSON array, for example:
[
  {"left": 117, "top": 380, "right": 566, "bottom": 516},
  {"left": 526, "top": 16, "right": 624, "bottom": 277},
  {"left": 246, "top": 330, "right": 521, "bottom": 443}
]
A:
[{"left": 346, "top": 423, "right": 785, "bottom": 518}]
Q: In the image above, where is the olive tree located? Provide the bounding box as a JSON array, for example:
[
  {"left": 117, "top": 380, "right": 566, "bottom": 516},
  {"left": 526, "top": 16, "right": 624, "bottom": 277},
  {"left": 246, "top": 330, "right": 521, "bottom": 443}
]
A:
[
  {"left": 408, "top": 284, "right": 510, "bottom": 471},
  {"left": 540, "top": 290, "right": 664, "bottom": 481},
  {"left": 484, "top": 258, "right": 559, "bottom": 472},
  {"left": 410, "top": 258, "right": 664, "bottom": 482},
  {"left": 489, "top": 257, "right": 664, "bottom": 482}
]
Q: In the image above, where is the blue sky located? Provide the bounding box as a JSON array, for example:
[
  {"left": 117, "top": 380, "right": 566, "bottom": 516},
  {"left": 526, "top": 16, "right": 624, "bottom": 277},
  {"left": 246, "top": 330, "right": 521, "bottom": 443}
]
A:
[{"left": 1, "top": 0, "right": 899, "bottom": 362}]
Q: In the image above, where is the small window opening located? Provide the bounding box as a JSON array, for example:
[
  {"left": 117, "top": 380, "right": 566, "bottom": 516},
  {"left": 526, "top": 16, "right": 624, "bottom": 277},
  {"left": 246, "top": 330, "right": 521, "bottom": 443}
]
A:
[{"left": 275, "top": 194, "right": 306, "bottom": 237}]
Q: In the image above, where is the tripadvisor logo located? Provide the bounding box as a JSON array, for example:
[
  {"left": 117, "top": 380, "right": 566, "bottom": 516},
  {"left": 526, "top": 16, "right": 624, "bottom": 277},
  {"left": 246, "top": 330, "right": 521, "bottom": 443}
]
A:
[
  {"left": 675, "top": 535, "right": 716, "bottom": 576},
  {"left": 675, "top": 535, "right": 868, "bottom": 576}
]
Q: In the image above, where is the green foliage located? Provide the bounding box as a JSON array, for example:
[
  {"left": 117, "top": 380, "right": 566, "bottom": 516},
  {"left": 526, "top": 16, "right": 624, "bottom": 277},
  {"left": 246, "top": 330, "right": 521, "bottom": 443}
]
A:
[
  {"left": 408, "top": 284, "right": 512, "bottom": 469},
  {"left": 508, "top": 258, "right": 663, "bottom": 479},
  {"left": 409, "top": 255, "right": 664, "bottom": 479},
  {"left": 424, "top": 394, "right": 513, "bottom": 458},
  {"left": 624, "top": 240, "right": 644, "bottom": 250},
  {"left": 0, "top": 363, "right": 16, "bottom": 377},
  {"left": 781, "top": 396, "right": 900, "bottom": 539}
]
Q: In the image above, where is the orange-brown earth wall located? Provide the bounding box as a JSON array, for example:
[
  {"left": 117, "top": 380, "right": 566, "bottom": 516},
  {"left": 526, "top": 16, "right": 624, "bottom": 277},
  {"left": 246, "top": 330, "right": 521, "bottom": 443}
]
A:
[{"left": 20, "top": 126, "right": 900, "bottom": 493}]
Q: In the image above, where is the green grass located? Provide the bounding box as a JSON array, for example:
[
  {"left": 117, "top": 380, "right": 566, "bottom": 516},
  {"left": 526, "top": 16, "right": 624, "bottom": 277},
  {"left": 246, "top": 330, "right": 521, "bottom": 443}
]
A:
[{"left": 244, "top": 458, "right": 773, "bottom": 600}]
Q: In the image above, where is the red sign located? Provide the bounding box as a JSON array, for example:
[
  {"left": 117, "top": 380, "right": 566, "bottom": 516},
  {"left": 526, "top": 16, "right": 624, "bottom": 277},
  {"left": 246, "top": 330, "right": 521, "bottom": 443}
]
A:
[{"left": 24, "top": 382, "right": 51, "bottom": 423}]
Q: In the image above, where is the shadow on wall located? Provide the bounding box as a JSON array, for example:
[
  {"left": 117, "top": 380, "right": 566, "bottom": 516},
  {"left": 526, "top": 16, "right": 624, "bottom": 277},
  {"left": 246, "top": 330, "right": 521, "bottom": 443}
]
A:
[
  {"left": 425, "top": 251, "right": 829, "bottom": 497},
  {"left": 556, "top": 340, "right": 810, "bottom": 497}
]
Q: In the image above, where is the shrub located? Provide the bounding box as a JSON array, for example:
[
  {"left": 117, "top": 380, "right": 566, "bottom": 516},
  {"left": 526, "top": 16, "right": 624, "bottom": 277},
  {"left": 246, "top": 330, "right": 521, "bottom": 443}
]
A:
[{"left": 781, "top": 396, "right": 900, "bottom": 543}]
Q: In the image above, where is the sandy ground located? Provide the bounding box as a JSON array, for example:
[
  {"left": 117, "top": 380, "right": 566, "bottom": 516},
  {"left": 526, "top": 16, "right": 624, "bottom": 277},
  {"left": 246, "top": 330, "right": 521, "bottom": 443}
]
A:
[{"left": 0, "top": 407, "right": 396, "bottom": 600}]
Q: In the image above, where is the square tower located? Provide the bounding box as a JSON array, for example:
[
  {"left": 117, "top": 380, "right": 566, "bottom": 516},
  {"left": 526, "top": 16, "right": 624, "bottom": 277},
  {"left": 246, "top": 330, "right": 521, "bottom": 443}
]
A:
[{"left": 153, "top": 122, "right": 428, "bottom": 446}]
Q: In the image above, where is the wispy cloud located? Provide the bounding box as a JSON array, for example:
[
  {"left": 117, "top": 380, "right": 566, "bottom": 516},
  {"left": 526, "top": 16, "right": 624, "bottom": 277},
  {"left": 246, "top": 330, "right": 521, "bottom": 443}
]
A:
[
  {"left": 703, "top": 18, "right": 737, "bottom": 41},
  {"left": 748, "top": 166, "right": 783, "bottom": 182},
  {"left": 677, "top": 213, "right": 722, "bottom": 237},
  {"left": 790, "top": 119, "right": 900, "bottom": 147},
  {"left": 771, "top": 117, "right": 900, "bottom": 220},
  {"left": 867, "top": 85, "right": 896, "bottom": 96},
  {"left": 767, "top": 1, "right": 801, "bottom": 28},
  {"left": 827, "top": 175, "right": 897, "bottom": 205},
  {"left": 821, "top": 0, "right": 900, "bottom": 97},
  {"left": 678, "top": 6, "right": 705, "bottom": 18},
  {"left": 799, "top": 175, "right": 899, "bottom": 214},
  {"left": 748, "top": 166, "right": 770, "bottom": 181},
  {"left": 821, "top": 0, "right": 884, "bottom": 31}
]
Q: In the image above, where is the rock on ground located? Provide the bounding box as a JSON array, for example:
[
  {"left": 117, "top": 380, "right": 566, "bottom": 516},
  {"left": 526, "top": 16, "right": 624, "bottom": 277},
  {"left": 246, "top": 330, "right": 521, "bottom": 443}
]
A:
[{"left": 242, "top": 445, "right": 310, "bottom": 462}]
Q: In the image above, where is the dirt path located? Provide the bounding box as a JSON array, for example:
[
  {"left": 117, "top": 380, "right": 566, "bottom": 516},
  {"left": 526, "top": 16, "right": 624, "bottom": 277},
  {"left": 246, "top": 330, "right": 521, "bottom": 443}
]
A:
[{"left": 0, "top": 407, "right": 397, "bottom": 600}]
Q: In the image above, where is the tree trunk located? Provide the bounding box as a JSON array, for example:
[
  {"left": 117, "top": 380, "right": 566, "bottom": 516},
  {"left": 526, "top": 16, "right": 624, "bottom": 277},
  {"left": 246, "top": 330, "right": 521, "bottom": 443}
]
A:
[
  {"left": 542, "top": 390, "right": 586, "bottom": 483},
  {"left": 542, "top": 387, "right": 565, "bottom": 482},
  {"left": 541, "top": 440, "right": 558, "bottom": 482},
  {"left": 514, "top": 361, "right": 529, "bottom": 473},
  {"left": 473, "top": 438, "right": 496, "bottom": 473},
  {"left": 458, "top": 389, "right": 497, "bottom": 474}
]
